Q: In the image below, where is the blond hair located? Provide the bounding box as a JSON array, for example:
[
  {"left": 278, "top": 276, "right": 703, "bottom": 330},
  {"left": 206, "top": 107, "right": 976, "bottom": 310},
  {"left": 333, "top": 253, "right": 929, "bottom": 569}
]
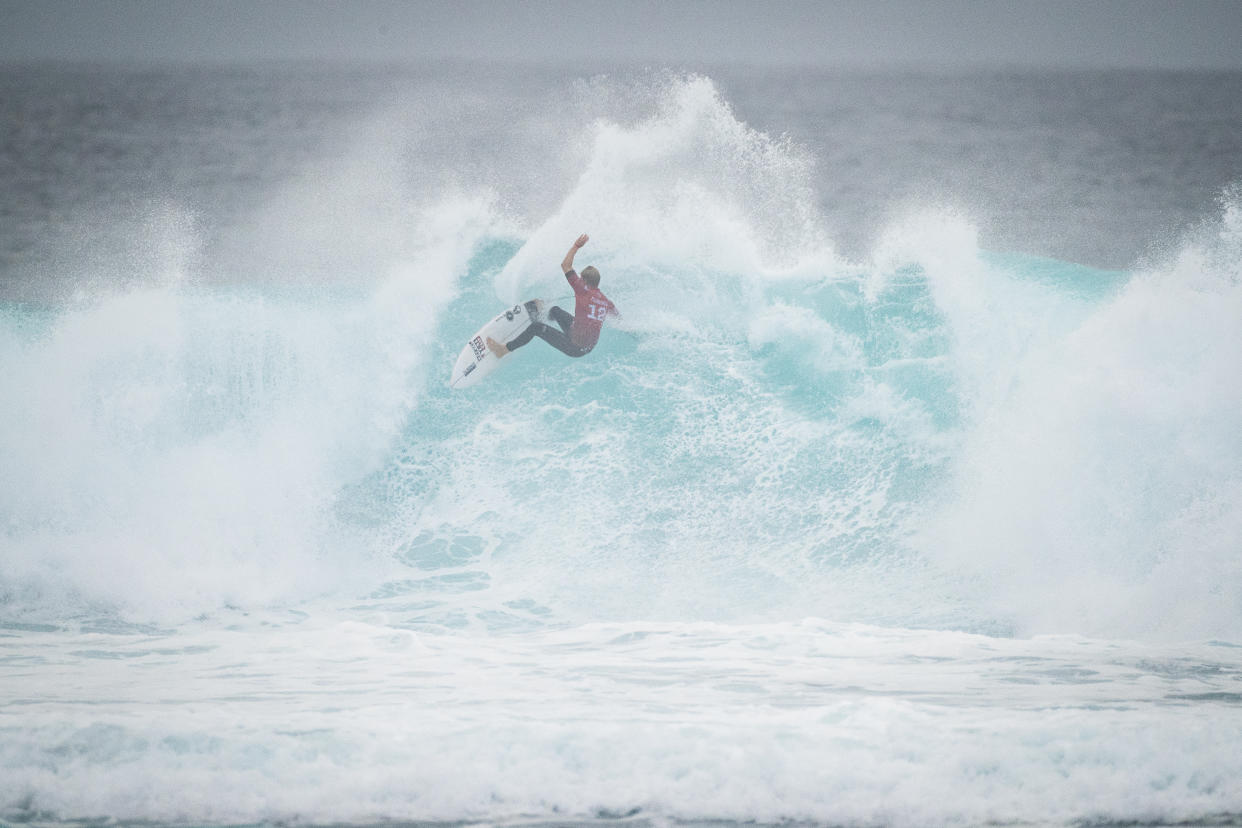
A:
[{"left": 581, "top": 265, "right": 601, "bottom": 287}]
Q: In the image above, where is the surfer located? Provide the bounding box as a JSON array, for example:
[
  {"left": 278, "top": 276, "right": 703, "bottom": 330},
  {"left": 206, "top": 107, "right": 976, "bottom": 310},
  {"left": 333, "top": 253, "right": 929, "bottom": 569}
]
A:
[{"left": 487, "top": 234, "right": 617, "bottom": 359}]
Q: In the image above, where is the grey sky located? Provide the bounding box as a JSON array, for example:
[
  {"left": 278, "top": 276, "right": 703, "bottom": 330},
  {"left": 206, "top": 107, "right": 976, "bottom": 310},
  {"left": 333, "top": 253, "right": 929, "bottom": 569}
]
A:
[{"left": 2, "top": 0, "right": 1240, "bottom": 69}]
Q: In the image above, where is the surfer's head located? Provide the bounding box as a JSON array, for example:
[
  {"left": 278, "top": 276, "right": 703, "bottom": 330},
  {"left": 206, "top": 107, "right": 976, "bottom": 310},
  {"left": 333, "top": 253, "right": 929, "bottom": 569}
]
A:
[{"left": 581, "top": 266, "right": 601, "bottom": 288}]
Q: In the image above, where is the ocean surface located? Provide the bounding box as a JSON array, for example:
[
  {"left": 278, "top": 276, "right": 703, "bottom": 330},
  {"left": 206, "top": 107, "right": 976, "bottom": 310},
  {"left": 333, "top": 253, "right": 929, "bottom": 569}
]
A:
[{"left": 2, "top": 62, "right": 1242, "bottom": 827}]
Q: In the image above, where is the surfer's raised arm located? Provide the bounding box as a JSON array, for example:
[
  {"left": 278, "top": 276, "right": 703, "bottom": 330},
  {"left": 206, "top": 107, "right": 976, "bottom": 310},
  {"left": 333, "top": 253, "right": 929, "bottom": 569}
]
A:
[{"left": 561, "top": 233, "right": 589, "bottom": 274}]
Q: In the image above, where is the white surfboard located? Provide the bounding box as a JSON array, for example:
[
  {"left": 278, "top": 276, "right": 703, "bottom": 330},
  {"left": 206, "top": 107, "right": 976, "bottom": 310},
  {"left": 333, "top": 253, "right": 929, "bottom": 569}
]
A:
[{"left": 449, "top": 299, "right": 544, "bottom": 389}]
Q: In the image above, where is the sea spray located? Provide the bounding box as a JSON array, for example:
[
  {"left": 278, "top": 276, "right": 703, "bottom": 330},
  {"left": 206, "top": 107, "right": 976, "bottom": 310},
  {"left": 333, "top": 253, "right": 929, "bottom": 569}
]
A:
[
  {"left": 0, "top": 197, "right": 495, "bottom": 623},
  {"left": 921, "top": 188, "right": 1242, "bottom": 639}
]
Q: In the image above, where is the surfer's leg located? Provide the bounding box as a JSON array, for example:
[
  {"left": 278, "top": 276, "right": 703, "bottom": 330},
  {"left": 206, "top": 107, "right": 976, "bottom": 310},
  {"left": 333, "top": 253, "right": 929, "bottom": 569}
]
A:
[
  {"left": 537, "top": 328, "right": 590, "bottom": 358},
  {"left": 524, "top": 323, "right": 589, "bottom": 358},
  {"left": 507, "top": 321, "right": 560, "bottom": 353},
  {"left": 504, "top": 306, "right": 567, "bottom": 353},
  {"left": 548, "top": 306, "right": 574, "bottom": 335},
  {"left": 504, "top": 317, "right": 589, "bottom": 358}
]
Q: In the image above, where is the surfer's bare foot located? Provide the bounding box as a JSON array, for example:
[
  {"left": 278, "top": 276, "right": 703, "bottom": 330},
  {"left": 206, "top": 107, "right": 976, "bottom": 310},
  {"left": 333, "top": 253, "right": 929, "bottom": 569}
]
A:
[{"left": 486, "top": 337, "right": 508, "bottom": 358}]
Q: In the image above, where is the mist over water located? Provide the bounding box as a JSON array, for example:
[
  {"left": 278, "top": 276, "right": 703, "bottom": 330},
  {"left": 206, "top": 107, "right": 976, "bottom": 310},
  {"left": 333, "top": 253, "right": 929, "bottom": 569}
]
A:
[{"left": 2, "top": 64, "right": 1242, "bottom": 826}]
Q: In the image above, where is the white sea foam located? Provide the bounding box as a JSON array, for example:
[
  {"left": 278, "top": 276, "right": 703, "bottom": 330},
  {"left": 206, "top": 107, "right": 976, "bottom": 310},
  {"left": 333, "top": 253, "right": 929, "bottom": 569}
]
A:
[
  {"left": 3, "top": 618, "right": 1241, "bottom": 826},
  {"left": 921, "top": 190, "right": 1242, "bottom": 640},
  {"left": 0, "top": 194, "right": 496, "bottom": 622}
]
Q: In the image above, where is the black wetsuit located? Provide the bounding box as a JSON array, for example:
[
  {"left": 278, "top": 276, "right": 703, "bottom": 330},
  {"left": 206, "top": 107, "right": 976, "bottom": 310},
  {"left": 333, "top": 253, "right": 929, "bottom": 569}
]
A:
[{"left": 506, "top": 305, "right": 590, "bottom": 358}]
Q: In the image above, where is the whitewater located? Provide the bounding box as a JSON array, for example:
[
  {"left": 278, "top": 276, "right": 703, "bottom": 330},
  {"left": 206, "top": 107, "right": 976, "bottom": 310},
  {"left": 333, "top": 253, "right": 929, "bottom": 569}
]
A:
[{"left": 2, "top": 65, "right": 1241, "bottom": 827}]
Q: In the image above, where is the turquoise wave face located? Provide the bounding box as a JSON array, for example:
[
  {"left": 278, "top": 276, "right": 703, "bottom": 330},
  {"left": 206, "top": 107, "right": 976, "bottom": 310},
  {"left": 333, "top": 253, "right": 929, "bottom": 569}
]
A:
[{"left": 333, "top": 233, "right": 1147, "bottom": 637}]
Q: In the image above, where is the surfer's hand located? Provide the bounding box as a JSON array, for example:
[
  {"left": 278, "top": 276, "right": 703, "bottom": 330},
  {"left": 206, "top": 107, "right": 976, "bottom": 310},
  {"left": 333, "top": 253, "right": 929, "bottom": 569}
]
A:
[{"left": 574, "top": 234, "right": 589, "bottom": 248}]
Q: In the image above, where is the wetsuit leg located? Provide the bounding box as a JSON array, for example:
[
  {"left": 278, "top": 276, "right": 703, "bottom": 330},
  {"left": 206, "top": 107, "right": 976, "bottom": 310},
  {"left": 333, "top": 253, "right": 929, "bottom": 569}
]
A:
[
  {"left": 505, "top": 306, "right": 573, "bottom": 352},
  {"left": 504, "top": 324, "right": 540, "bottom": 352},
  {"left": 548, "top": 305, "right": 574, "bottom": 335},
  {"left": 506, "top": 317, "right": 590, "bottom": 358},
  {"left": 534, "top": 305, "right": 590, "bottom": 356}
]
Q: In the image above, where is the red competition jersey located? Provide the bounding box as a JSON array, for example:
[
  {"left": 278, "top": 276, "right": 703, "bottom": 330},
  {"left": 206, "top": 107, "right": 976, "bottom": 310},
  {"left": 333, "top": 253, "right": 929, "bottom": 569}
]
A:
[{"left": 565, "top": 269, "right": 618, "bottom": 348}]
